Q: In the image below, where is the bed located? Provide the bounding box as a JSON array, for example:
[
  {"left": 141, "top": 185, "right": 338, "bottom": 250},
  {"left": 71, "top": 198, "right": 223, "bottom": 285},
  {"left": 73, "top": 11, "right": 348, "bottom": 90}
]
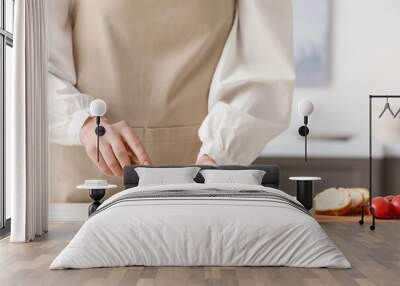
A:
[{"left": 50, "top": 165, "right": 351, "bottom": 269}]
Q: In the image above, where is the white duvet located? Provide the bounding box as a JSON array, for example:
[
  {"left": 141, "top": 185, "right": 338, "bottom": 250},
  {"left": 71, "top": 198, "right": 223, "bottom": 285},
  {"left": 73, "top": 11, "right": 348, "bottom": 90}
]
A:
[{"left": 50, "top": 183, "right": 351, "bottom": 269}]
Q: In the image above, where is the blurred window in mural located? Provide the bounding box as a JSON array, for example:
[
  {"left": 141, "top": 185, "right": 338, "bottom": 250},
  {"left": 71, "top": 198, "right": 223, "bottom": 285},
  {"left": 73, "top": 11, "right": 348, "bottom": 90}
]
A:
[{"left": 293, "top": 0, "right": 331, "bottom": 85}]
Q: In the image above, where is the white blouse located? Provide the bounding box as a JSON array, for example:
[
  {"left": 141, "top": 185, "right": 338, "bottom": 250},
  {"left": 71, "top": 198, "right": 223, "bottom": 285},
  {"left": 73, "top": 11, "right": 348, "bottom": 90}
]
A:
[{"left": 48, "top": 0, "right": 295, "bottom": 165}]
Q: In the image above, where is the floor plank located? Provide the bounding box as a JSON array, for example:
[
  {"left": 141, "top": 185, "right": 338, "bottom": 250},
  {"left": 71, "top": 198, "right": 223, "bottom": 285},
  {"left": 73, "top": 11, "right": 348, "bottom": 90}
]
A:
[{"left": 0, "top": 221, "right": 398, "bottom": 286}]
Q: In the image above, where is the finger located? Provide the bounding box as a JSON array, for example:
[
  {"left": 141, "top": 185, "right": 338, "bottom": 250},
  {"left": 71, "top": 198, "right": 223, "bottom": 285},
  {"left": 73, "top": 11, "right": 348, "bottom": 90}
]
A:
[
  {"left": 85, "top": 145, "right": 113, "bottom": 176},
  {"left": 97, "top": 153, "right": 114, "bottom": 176},
  {"left": 109, "top": 135, "right": 131, "bottom": 168},
  {"left": 129, "top": 152, "right": 145, "bottom": 165},
  {"left": 127, "top": 149, "right": 138, "bottom": 164},
  {"left": 100, "top": 142, "right": 123, "bottom": 176},
  {"left": 124, "top": 142, "right": 141, "bottom": 164},
  {"left": 196, "top": 155, "right": 217, "bottom": 166},
  {"left": 121, "top": 127, "right": 152, "bottom": 165}
]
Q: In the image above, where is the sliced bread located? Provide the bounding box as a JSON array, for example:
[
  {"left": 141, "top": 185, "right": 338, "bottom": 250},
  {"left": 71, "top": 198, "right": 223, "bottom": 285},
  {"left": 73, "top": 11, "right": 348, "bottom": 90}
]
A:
[
  {"left": 346, "top": 188, "right": 365, "bottom": 214},
  {"left": 356, "top": 188, "right": 370, "bottom": 203},
  {"left": 315, "top": 188, "right": 352, "bottom": 216}
]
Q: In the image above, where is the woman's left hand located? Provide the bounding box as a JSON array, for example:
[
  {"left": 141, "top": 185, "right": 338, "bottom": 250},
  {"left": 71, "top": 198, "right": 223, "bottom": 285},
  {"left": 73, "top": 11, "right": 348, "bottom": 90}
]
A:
[{"left": 196, "top": 154, "right": 217, "bottom": 165}]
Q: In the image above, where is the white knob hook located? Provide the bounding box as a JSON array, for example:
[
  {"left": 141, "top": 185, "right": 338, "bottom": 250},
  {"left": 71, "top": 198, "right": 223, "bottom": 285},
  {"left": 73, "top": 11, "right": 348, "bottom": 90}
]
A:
[
  {"left": 90, "top": 99, "right": 107, "bottom": 117},
  {"left": 298, "top": 99, "right": 314, "bottom": 117}
]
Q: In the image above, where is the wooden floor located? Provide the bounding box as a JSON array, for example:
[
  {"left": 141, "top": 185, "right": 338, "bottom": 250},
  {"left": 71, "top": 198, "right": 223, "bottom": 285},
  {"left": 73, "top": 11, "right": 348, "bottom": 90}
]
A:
[{"left": 0, "top": 219, "right": 399, "bottom": 286}]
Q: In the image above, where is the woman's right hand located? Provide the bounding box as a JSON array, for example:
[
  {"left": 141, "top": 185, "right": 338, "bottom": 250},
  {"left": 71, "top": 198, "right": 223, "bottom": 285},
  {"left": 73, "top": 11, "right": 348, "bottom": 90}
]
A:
[{"left": 79, "top": 117, "right": 151, "bottom": 177}]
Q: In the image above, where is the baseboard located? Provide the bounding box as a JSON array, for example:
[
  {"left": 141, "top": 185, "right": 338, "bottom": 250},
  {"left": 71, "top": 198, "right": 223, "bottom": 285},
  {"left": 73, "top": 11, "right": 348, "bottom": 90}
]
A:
[{"left": 49, "top": 203, "right": 89, "bottom": 222}]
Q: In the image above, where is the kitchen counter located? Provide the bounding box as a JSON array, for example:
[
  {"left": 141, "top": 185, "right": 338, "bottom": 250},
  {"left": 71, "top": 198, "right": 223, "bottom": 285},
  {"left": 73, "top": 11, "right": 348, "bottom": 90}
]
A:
[{"left": 261, "top": 132, "right": 393, "bottom": 159}]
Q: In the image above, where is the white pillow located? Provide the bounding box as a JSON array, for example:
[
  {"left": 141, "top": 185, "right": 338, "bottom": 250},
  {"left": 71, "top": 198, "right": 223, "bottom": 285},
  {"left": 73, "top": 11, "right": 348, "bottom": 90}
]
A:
[
  {"left": 200, "top": 169, "right": 266, "bottom": 185},
  {"left": 135, "top": 167, "right": 200, "bottom": 186}
]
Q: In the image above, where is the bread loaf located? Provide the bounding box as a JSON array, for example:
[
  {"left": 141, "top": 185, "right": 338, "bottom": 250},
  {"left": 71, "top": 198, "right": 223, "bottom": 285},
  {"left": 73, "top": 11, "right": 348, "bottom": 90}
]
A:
[
  {"left": 315, "top": 187, "right": 370, "bottom": 216},
  {"left": 315, "top": 188, "right": 352, "bottom": 216}
]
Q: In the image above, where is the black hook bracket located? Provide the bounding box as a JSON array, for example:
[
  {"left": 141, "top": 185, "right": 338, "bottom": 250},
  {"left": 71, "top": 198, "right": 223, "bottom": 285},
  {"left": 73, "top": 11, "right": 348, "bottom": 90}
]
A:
[
  {"left": 95, "top": 116, "right": 106, "bottom": 162},
  {"left": 298, "top": 125, "right": 309, "bottom": 137},
  {"left": 298, "top": 116, "right": 309, "bottom": 162},
  {"left": 95, "top": 125, "right": 106, "bottom": 136}
]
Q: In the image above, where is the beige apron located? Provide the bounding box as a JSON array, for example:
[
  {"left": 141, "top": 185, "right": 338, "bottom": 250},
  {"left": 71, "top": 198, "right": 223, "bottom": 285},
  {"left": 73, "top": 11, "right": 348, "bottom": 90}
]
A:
[{"left": 50, "top": 0, "right": 235, "bottom": 202}]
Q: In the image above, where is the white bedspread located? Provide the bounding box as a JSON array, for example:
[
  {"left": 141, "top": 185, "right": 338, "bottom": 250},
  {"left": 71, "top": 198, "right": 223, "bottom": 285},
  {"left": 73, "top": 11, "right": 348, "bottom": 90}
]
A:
[{"left": 50, "top": 183, "right": 351, "bottom": 269}]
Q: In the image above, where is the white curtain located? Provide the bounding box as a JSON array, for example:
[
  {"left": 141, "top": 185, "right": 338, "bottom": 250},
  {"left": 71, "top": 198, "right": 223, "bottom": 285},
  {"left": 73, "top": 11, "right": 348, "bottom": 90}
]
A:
[{"left": 9, "top": 0, "right": 48, "bottom": 242}]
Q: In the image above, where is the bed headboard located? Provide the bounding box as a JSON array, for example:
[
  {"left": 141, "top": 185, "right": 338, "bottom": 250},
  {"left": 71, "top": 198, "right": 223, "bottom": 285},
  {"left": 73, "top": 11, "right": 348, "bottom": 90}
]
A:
[{"left": 123, "top": 165, "right": 280, "bottom": 189}]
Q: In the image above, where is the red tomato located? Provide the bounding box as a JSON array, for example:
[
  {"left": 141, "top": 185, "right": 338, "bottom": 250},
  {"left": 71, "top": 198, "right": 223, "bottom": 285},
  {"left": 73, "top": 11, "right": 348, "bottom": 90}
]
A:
[
  {"left": 391, "top": 196, "right": 400, "bottom": 217},
  {"left": 371, "top": 197, "right": 396, "bottom": 217},
  {"left": 385, "top": 195, "right": 395, "bottom": 202}
]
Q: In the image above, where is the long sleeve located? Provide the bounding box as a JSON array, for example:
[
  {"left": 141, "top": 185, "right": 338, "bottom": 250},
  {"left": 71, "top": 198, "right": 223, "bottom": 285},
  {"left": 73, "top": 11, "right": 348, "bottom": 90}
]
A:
[
  {"left": 198, "top": 0, "right": 295, "bottom": 165},
  {"left": 47, "top": 0, "right": 93, "bottom": 145}
]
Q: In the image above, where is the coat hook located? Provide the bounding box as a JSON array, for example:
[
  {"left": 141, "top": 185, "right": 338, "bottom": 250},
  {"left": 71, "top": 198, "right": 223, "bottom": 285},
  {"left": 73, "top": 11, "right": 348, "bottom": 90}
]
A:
[{"left": 378, "top": 97, "right": 395, "bottom": 118}]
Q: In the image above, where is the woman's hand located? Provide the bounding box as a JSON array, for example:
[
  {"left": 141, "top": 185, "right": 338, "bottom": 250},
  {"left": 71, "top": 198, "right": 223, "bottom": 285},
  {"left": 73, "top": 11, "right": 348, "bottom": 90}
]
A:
[
  {"left": 196, "top": 154, "right": 217, "bottom": 165},
  {"left": 79, "top": 117, "right": 151, "bottom": 176}
]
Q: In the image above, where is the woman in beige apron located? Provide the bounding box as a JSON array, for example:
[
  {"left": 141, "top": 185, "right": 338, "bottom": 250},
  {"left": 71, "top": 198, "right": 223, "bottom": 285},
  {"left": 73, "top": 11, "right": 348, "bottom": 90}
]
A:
[{"left": 48, "top": 0, "right": 295, "bottom": 202}]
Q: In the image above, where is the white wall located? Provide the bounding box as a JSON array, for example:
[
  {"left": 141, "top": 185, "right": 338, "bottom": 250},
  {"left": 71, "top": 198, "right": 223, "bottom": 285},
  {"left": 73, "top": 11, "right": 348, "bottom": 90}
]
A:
[{"left": 263, "top": 0, "right": 400, "bottom": 158}]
